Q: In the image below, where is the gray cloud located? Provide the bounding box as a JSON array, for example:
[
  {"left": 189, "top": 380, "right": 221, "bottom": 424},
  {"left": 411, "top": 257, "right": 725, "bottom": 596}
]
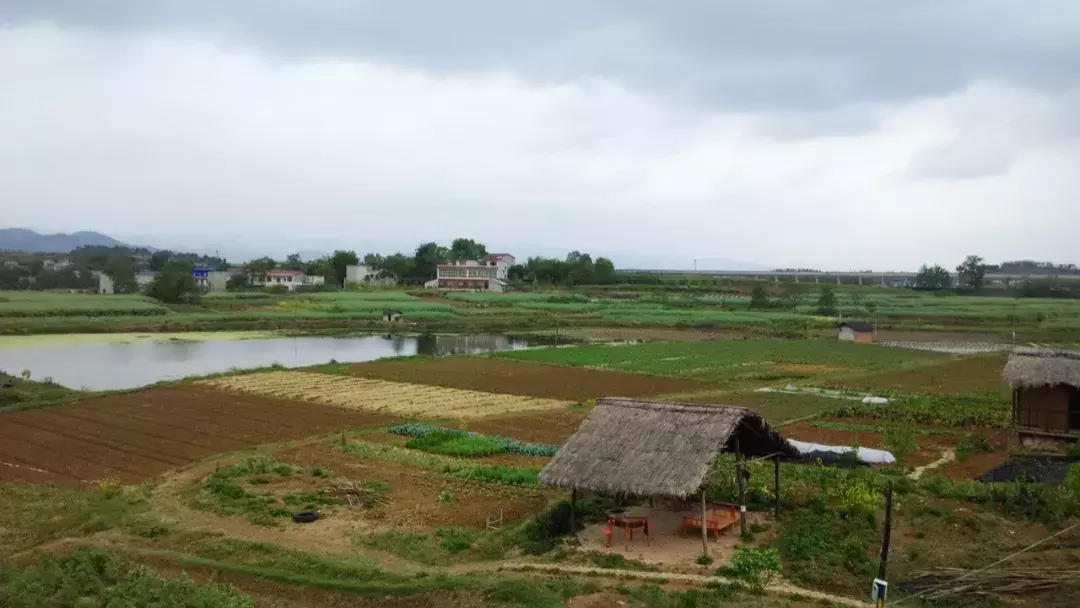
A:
[
  {"left": 4, "top": 1, "right": 1080, "bottom": 112},
  {"left": 1, "top": 6, "right": 1079, "bottom": 270}
]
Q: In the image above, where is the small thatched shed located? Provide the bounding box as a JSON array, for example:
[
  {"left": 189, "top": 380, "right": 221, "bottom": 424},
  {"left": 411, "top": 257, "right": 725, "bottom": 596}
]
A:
[
  {"left": 1004, "top": 348, "right": 1080, "bottom": 439},
  {"left": 540, "top": 398, "right": 797, "bottom": 498}
]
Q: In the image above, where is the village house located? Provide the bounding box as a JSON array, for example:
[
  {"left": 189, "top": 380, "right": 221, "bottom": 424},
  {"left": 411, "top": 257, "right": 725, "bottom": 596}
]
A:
[
  {"left": 425, "top": 253, "right": 515, "bottom": 292},
  {"left": 249, "top": 269, "right": 324, "bottom": 292},
  {"left": 1004, "top": 348, "right": 1080, "bottom": 445},
  {"left": 837, "top": 321, "right": 874, "bottom": 343}
]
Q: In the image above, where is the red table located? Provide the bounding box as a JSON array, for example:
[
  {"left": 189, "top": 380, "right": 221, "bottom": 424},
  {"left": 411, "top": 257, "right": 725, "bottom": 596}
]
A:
[{"left": 606, "top": 512, "right": 650, "bottom": 550}]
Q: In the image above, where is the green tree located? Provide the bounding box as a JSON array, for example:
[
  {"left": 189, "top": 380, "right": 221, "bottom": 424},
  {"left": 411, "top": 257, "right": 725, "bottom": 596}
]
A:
[
  {"left": 225, "top": 273, "right": 249, "bottom": 291},
  {"left": 245, "top": 257, "right": 277, "bottom": 275},
  {"left": 956, "top": 255, "right": 988, "bottom": 291},
  {"left": 147, "top": 260, "right": 198, "bottom": 304},
  {"left": 594, "top": 257, "right": 616, "bottom": 284},
  {"left": 283, "top": 253, "right": 305, "bottom": 270},
  {"left": 815, "top": 286, "right": 838, "bottom": 316},
  {"left": 104, "top": 256, "right": 137, "bottom": 293},
  {"left": 412, "top": 242, "right": 447, "bottom": 283},
  {"left": 148, "top": 251, "right": 172, "bottom": 271},
  {"left": 448, "top": 238, "right": 487, "bottom": 262},
  {"left": 749, "top": 285, "right": 770, "bottom": 309},
  {"left": 914, "top": 264, "right": 951, "bottom": 290},
  {"left": 328, "top": 250, "right": 359, "bottom": 287}
]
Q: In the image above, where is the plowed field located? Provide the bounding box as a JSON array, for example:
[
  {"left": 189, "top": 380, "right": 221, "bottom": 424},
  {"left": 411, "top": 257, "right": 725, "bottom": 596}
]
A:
[
  {"left": 202, "top": 371, "right": 572, "bottom": 418},
  {"left": 341, "top": 358, "right": 707, "bottom": 401},
  {"left": 0, "top": 386, "right": 398, "bottom": 485}
]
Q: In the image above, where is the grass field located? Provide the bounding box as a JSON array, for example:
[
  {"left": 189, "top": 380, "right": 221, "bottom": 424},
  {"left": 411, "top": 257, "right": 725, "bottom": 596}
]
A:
[
  {"left": 5, "top": 285, "right": 1080, "bottom": 338},
  {"left": 492, "top": 339, "right": 947, "bottom": 386}
]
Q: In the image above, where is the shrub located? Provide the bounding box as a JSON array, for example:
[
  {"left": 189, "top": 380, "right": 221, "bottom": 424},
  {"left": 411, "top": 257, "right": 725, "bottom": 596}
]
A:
[
  {"left": 1066, "top": 443, "right": 1080, "bottom": 463},
  {"left": 729, "top": 546, "right": 783, "bottom": 595},
  {"left": 0, "top": 548, "right": 251, "bottom": 607},
  {"left": 696, "top": 555, "right": 715, "bottom": 566}
]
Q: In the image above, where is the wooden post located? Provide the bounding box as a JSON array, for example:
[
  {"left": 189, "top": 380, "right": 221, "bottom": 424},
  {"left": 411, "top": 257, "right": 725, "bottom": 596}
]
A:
[
  {"left": 735, "top": 437, "right": 747, "bottom": 536},
  {"left": 773, "top": 454, "right": 781, "bottom": 520},
  {"left": 569, "top": 487, "right": 577, "bottom": 537},
  {"left": 876, "top": 482, "right": 894, "bottom": 607},
  {"left": 700, "top": 487, "right": 709, "bottom": 557}
]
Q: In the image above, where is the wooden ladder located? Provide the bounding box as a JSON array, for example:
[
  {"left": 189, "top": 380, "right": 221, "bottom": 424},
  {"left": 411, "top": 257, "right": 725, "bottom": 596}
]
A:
[{"left": 486, "top": 508, "right": 504, "bottom": 530}]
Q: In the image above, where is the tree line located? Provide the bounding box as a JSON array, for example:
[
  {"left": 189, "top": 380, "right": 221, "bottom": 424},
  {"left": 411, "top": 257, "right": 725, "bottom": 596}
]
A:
[{"left": 915, "top": 255, "right": 1080, "bottom": 298}]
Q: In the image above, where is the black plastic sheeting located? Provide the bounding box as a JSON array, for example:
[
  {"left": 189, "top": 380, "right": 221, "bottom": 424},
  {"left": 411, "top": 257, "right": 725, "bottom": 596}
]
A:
[{"left": 977, "top": 457, "right": 1070, "bottom": 484}]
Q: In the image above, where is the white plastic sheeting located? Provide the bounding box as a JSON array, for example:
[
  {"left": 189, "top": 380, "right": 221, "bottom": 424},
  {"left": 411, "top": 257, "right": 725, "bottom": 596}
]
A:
[{"left": 788, "top": 439, "right": 896, "bottom": 464}]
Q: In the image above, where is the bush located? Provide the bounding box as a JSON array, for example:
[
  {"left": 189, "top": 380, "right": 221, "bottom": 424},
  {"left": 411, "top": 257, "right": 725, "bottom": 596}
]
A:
[
  {"left": 0, "top": 548, "right": 252, "bottom": 607},
  {"left": 773, "top": 500, "right": 876, "bottom": 592},
  {"left": 1066, "top": 443, "right": 1080, "bottom": 462},
  {"left": 729, "top": 546, "right": 783, "bottom": 595}
]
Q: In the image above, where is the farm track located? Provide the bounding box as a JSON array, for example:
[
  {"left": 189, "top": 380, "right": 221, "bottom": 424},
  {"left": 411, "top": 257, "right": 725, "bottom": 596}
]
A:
[{"left": 0, "top": 386, "right": 399, "bottom": 484}]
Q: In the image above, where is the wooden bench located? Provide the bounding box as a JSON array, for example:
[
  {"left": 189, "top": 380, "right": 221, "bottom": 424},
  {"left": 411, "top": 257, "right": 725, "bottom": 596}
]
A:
[{"left": 679, "top": 502, "right": 740, "bottom": 541}]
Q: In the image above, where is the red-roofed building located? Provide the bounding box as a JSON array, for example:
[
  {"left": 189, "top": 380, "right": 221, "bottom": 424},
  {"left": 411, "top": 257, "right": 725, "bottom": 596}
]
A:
[{"left": 426, "top": 253, "right": 515, "bottom": 292}]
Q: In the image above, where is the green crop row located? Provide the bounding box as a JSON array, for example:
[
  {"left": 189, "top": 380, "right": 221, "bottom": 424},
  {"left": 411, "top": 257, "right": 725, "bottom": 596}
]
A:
[
  {"left": 826, "top": 391, "right": 1011, "bottom": 428},
  {"left": 341, "top": 440, "right": 541, "bottom": 486},
  {"left": 388, "top": 423, "right": 560, "bottom": 457}
]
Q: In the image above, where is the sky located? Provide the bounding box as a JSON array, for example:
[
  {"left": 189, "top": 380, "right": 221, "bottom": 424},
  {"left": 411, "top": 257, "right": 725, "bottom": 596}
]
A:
[{"left": 2, "top": 1, "right": 1079, "bottom": 270}]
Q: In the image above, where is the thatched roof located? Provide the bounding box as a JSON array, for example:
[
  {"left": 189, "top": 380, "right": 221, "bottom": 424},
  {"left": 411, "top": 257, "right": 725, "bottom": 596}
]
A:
[
  {"left": 1004, "top": 348, "right": 1080, "bottom": 389},
  {"left": 539, "top": 398, "right": 797, "bottom": 498}
]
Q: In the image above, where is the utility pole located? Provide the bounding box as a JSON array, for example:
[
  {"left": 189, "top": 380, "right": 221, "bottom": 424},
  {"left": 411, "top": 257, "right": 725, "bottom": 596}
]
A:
[{"left": 874, "top": 482, "right": 894, "bottom": 607}]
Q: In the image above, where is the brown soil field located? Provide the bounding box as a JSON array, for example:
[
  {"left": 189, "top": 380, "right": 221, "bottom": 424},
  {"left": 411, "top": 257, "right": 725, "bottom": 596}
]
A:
[
  {"left": 0, "top": 386, "right": 399, "bottom": 485},
  {"left": 275, "top": 442, "right": 550, "bottom": 529},
  {"left": 466, "top": 408, "right": 591, "bottom": 444},
  {"left": 342, "top": 358, "right": 709, "bottom": 401},
  {"left": 825, "top": 353, "right": 1010, "bottom": 394}
]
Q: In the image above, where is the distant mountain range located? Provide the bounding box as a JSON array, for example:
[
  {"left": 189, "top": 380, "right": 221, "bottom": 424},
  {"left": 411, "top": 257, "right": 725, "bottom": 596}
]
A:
[{"left": 0, "top": 228, "right": 127, "bottom": 253}]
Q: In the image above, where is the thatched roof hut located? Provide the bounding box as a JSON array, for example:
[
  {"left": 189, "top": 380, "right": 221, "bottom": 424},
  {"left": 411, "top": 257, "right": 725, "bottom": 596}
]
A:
[
  {"left": 539, "top": 398, "right": 797, "bottom": 498},
  {"left": 1004, "top": 348, "right": 1080, "bottom": 389}
]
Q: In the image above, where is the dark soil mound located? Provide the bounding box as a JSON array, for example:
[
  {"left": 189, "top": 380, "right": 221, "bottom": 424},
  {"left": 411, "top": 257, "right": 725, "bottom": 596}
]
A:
[{"left": 978, "top": 457, "right": 1069, "bottom": 484}]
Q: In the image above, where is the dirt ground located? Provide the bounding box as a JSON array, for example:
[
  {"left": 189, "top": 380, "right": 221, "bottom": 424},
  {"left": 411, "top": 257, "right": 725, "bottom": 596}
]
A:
[
  {"left": 574, "top": 505, "right": 763, "bottom": 569},
  {"left": 0, "top": 386, "right": 400, "bottom": 485},
  {"left": 343, "top": 358, "right": 710, "bottom": 402},
  {"left": 466, "top": 408, "right": 591, "bottom": 444},
  {"left": 826, "top": 353, "right": 1010, "bottom": 394},
  {"left": 275, "top": 442, "right": 551, "bottom": 529}
]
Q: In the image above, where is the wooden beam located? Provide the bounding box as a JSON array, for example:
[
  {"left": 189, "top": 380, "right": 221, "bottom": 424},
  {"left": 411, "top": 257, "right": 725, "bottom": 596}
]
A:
[
  {"left": 735, "top": 436, "right": 747, "bottom": 537},
  {"left": 700, "top": 487, "right": 709, "bottom": 557},
  {"left": 773, "top": 454, "right": 781, "bottom": 520},
  {"left": 570, "top": 487, "right": 577, "bottom": 537}
]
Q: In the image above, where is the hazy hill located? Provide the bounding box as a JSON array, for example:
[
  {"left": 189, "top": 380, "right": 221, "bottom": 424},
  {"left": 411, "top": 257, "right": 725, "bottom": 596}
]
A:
[{"left": 0, "top": 228, "right": 126, "bottom": 253}]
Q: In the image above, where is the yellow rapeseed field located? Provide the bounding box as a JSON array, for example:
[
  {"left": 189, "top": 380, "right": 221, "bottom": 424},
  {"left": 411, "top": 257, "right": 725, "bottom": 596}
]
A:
[{"left": 201, "top": 371, "right": 572, "bottom": 419}]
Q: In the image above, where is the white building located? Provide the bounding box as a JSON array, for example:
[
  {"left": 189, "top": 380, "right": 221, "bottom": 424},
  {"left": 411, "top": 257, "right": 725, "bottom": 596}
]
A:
[
  {"left": 249, "top": 269, "right": 324, "bottom": 291},
  {"left": 425, "top": 253, "right": 515, "bottom": 292}
]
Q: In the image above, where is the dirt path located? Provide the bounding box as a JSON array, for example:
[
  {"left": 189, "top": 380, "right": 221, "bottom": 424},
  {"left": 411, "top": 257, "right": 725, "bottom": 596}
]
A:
[
  {"left": 496, "top": 563, "right": 869, "bottom": 607},
  {"left": 909, "top": 449, "right": 956, "bottom": 480}
]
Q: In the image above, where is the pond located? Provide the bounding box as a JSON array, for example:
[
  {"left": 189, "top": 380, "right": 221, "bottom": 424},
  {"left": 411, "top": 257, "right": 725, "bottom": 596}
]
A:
[{"left": 0, "top": 332, "right": 544, "bottom": 391}]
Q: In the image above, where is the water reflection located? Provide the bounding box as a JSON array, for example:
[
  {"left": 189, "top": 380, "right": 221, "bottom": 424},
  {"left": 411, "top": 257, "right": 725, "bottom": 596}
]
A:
[{"left": 0, "top": 334, "right": 532, "bottom": 391}]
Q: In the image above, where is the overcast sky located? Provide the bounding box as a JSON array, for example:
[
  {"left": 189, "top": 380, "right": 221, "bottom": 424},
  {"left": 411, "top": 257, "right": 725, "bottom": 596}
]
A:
[{"left": 2, "top": 1, "right": 1079, "bottom": 270}]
